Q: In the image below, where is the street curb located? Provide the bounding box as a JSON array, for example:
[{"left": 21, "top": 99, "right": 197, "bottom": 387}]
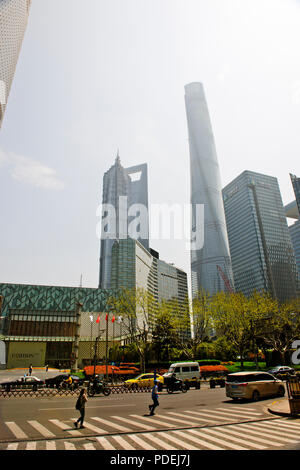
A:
[{"left": 267, "top": 407, "right": 295, "bottom": 418}]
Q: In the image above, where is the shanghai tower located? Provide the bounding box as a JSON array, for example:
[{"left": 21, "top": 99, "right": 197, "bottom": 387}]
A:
[
  {"left": 0, "top": 0, "right": 32, "bottom": 128},
  {"left": 185, "top": 82, "right": 234, "bottom": 297}
]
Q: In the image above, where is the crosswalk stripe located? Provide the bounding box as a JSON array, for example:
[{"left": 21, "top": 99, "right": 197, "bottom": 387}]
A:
[
  {"left": 111, "top": 435, "right": 136, "bottom": 450},
  {"left": 167, "top": 411, "right": 215, "bottom": 423},
  {"left": 113, "top": 415, "right": 153, "bottom": 430},
  {"left": 236, "top": 423, "right": 299, "bottom": 443},
  {"left": 127, "top": 434, "right": 156, "bottom": 450},
  {"left": 5, "top": 422, "right": 28, "bottom": 440},
  {"left": 72, "top": 419, "right": 108, "bottom": 435},
  {"left": 202, "top": 409, "right": 257, "bottom": 420},
  {"left": 163, "top": 432, "right": 199, "bottom": 450},
  {"left": 140, "top": 433, "right": 179, "bottom": 450},
  {"left": 7, "top": 443, "right": 18, "bottom": 450},
  {"left": 154, "top": 414, "right": 202, "bottom": 426},
  {"left": 91, "top": 417, "right": 132, "bottom": 432},
  {"left": 46, "top": 441, "right": 56, "bottom": 450},
  {"left": 214, "top": 426, "right": 266, "bottom": 449},
  {"left": 227, "top": 406, "right": 258, "bottom": 412},
  {"left": 83, "top": 443, "right": 96, "bottom": 450},
  {"left": 252, "top": 421, "right": 300, "bottom": 437},
  {"left": 224, "top": 425, "right": 282, "bottom": 446},
  {"left": 49, "top": 419, "right": 81, "bottom": 436},
  {"left": 64, "top": 441, "right": 76, "bottom": 450},
  {"left": 270, "top": 420, "right": 300, "bottom": 431},
  {"left": 172, "top": 430, "right": 223, "bottom": 450},
  {"left": 189, "top": 428, "right": 248, "bottom": 450},
  {"left": 96, "top": 436, "right": 116, "bottom": 450},
  {"left": 129, "top": 414, "right": 177, "bottom": 428},
  {"left": 28, "top": 420, "right": 55, "bottom": 438},
  {"left": 185, "top": 410, "right": 234, "bottom": 421},
  {"left": 26, "top": 442, "right": 36, "bottom": 450},
  {"left": 216, "top": 408, "right": 262, "bottom": 416}
]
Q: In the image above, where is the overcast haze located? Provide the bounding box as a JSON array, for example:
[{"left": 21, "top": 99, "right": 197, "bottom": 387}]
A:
[{"left": 0, "top": 0, "right": 300, "bottom": 290}]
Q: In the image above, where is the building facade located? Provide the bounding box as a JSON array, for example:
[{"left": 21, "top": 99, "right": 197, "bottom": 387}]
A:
[
  {"left": 287, "top": 173, "right": 300, "bottom": 278},
  {"left": 184, "top": 82, "right": 234, "bottom": 297},
  {"left": 290, "top": 173, "right": 300, "bottom": 213},
  {"left": 110, "top": 238, "right": 190, "bottom": 338},
  {"left": 223, "top": 171, "right": 299, "bottom": 302},
  {"left": 289, "top": 220, "right": 300, "bottom": 278},
  {"left": 0, "top": 0, "right": 31, "bottom": 128},
  {"left": 99, "top": 154, "right": 149, "bottom": 289},
  {"left": 0, "top": 283, "right": 119, "bottom": 369}
]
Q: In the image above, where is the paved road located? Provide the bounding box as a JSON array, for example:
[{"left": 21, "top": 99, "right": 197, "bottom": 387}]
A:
[{"left": 1, "top": 373, "right": 299, "bottom": 451}]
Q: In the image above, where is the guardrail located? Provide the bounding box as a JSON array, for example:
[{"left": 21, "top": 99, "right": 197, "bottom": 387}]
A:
[{"left": 0, "top": 384, "right": 152, "bottom": 398}]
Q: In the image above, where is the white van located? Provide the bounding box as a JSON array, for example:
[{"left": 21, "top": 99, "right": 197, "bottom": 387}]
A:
[{"left": 163, "top": 362, "right": 201, "bottom": 389}]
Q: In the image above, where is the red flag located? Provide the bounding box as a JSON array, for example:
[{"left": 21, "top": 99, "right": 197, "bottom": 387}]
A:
[
  {"left": 105, "top": 313, "right": 108, "bottom": 321},
  {"left": 112, "top": 315, "right": 115, "bottom": 323},
  {"left": 96, "top": 314, "right": 100, "bottom": 324}
]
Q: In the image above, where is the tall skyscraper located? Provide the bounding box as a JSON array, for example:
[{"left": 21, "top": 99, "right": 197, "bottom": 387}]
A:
[
  {"left": 99, "top": 154, "right": 149, "bottom": 289},
  {"left": 223, "top": 171, "right": 299, "bottom": 302},
  {"left": 0, "top": 0, "right": 31, "bottom": 128},
  {"left": 287, "top": 173, "right": 300, "bottom": 278},
  {"left": 184, "top": 82, "right": 234, "bottom": 297},
  {"left": 110, "top": 237, "right": 190, "bottom": 338},
  {"left": 290, "top": 173, "right": 300, "bottom": 213}
]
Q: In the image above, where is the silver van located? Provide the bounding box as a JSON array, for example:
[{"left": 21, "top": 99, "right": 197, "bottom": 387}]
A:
[
  {"left": 226, "top": 371, "right": 285, "bottom": 401},
  {"left": 163, "top": 362, "right": 201, "bottom": 389}
]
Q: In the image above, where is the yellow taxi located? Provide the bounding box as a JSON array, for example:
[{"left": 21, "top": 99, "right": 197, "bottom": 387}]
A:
[{"left": 125, "top": 373, "right": 164, "bottom": 390}]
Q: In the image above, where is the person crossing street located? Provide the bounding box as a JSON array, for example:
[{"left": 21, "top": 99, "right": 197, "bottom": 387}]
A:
[
  {"left": 149, "top": 380, "right": 159, "bottom": 416},
  {"left": 74, "top": 388, "right": 87, "bottom": 429}
]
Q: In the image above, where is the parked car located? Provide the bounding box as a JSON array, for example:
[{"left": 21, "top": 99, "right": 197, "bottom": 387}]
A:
[
  {"left": 267, "top": 366, "right": 295, "bottom": 379},
  {"left": 45, "top": 374, "right": 84, "bottom": 389},
  {"left": 125, "top": 373, "right": 164, "bottom": 391},
  {"left": 0, "top": 376, "right": 44, "bottom": 392},
  {"left": 226, "top": 371, "right": 285, "bottom": 401},
  {"left": 163, "top": 362, "right": 201, "bottom": 389}
]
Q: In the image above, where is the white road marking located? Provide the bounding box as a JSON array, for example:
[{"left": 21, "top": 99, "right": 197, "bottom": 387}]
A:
[
  {"left": 185, "top": 410, "right": 234, "bottom": 421},
  {"left": 46, "top": 441, "right": 56, "bottom": 450},
  {"left": 64, "top": 441, "right": 76, "bottom": 450},
  {"left": 91, "top": 416, "right": 132, "bottom": 432},
  {"left": 188, "top": 428, "right": 248, "bottom": 450},
  {"left": 140, "top": 432, "right": 179, "bottom": 450},
  {"left": 237, "top": 423, "right": 299, "bottom": 443},
  {"left": 127, "top": 434, "right": 156, "bottom": 450},
  {"left": 28, "top": 420, "right": 55, "bottom": 438},
  {"left": 7, "top": 443, "right": 18, "bottom": 450},
  {"left": 216, "top": 407, "right": 262, "bottom": 416},
  {"left": 5, "top": 422, "right": 28, "bottom": 440},
  {"left": 26, "top": 441, "right": 36, "bottom": 450},
  {"left": 71, "top": 419, "right": 108, "bottom": 434},
  {"left": 110, "top": 435, "right": 136, "bottom": 450},
  {"left": 112, "top": 415, "right": 153, "bottom": 430},
  {"left": 172, "top": 430, "right": 223, "bottom": 450},
  {"left": 162, "top": 432, "right": 199, "bottom": 450},
  {"left": 83, "top": 443, "right": 96, "bottom": 450},
  {"left": 49, "top": 419, "right": 81, "bottom": 436},
  {"left": 96, "top": 436, "right": 116, "bottom": 450}
]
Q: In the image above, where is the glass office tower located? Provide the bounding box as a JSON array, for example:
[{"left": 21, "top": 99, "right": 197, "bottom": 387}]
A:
[
  {"left": 223, "top": 171, "right": 299, "bottom": 302},
  {"left": 289, "top": 173, "right": 300, "bottom": 278},
  {"left": 99, "top": 155, "right": 149, "bottom": 289},
  {"left": 184, "top": 82, "right": 234, "bottom": 297},
  {"left": 0, "top": 0, "right": 31, "bottom": 127}
]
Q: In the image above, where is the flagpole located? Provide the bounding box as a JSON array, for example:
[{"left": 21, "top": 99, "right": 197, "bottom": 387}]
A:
[{"left": 105, "top": 312, "right": 108, "bottom": 382}]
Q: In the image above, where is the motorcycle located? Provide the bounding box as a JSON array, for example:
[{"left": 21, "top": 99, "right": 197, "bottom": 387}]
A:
[
  {"left": 88, "top": 380, "right": 111, "bottom": 397},
  {"left": 166, "top": 377, "right": 188, "bottom": 394}
]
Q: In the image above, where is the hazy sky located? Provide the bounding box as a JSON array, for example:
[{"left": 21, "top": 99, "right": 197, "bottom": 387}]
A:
[{"left": 0, "top": 0, "right": 300, "bottom": 289}]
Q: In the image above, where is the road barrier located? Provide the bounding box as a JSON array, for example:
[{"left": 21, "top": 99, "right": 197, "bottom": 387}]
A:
[{"left": 0, "top": 384, "right": 152, "bottom": 398}]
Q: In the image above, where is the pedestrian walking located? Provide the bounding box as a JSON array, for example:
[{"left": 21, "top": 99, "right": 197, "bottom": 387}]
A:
[
  {"left": 149, "top": 380, "right": 159, "bottom": 416},
  {"left": 29, "top": 364, "right": 33, "bottom": 376},
  {"left": 74, "top": 388, "right": 87, "bottom": 429}
]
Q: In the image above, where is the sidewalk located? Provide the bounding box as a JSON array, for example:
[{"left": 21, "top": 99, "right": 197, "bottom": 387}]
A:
[{"left": 268, "top": 398, "right": 300, "bottom": 418}]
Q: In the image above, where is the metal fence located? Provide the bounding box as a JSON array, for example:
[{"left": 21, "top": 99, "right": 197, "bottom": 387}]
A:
[{"left": 0, "top": 384, "right": 152, "bottom": 398}]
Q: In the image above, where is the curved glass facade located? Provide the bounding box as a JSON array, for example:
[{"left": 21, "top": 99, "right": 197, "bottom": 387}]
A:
[{"left": 184, "top": 82, "right": 234, "bottom": 297}]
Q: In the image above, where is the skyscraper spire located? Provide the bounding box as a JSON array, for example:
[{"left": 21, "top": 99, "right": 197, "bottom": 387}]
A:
[{"left": 115, "top": 148, "right": 121, "bottom": 164}]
